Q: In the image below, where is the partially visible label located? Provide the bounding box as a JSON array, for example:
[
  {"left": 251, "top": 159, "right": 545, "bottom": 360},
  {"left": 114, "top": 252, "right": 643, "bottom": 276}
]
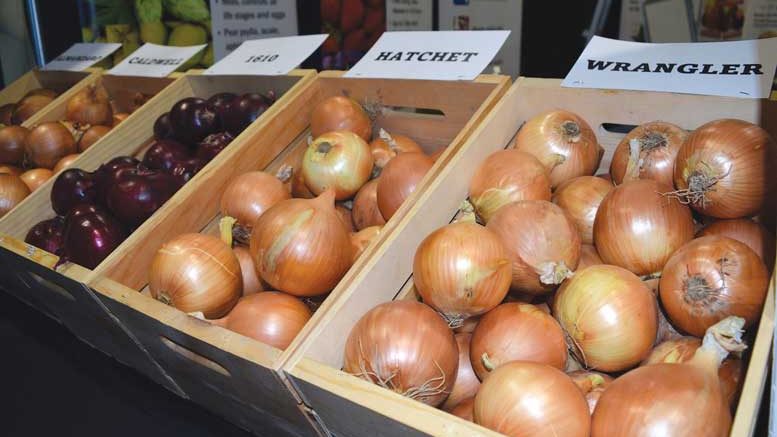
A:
[
  {"left": 562, "top": 36, "right": 777, "bottom": 98},
  {"left": 386, "top": 0, "right": 433, "bottom": 30},
  {"left": 209, "top": 0, "right": 299, "bottom": 62},
  {"left": 204, "top": 35, "right": 327, "bottom": 76},
  {"left": 345, "top": 31, "right": 509, "bottom": 81},
  {"left": 742, "top": 0, "right": 777, "bottom": 40},
  {"left": 108, "top": 43, "right": 206, "bottom": 77},
  {"left": 43, "top": 43, "right": 121, "bottom": 71}
]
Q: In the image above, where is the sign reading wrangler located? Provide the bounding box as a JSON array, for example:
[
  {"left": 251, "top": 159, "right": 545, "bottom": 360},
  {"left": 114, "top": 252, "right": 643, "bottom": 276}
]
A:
[{"left": 563, "top": 36, "right": 777, "bottom": 99}]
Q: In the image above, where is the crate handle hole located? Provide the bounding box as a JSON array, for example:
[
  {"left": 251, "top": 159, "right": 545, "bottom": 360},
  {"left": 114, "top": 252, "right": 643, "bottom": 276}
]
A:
[
  {"left": 26, "top": 272, "right": 76, "bottom": 301},
  {"left": 160, "top": 336, "right": 232, "bottom": 378},
  {"left": 600, "top": 123, "right": 638, "bottom": 135},
  {"left": 381, "top": 105, "right": 446, "bottom": 120}
]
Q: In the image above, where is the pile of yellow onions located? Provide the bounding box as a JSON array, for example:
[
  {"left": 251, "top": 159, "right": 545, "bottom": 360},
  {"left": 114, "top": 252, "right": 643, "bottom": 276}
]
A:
[{"left": 340, "top": 110, "right": 772, "bottom": 437}]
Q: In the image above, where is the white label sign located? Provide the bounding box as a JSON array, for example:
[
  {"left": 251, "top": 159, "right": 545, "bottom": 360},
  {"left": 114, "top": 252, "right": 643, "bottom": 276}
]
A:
[
  {"left": 108, "top": 43, "right": 206, "bottom": 77},
  {"left": 345, "top": 31, "right": 510, "bottom": 81},
  {"left": 43, "top": 43, "right": 121, "bottom": 71},
  {"left": 204, "top": 35, "right": 327, "bottom": 76},
  {"left": 209, "top": 0, "right": 299, "bottom": 62},
  {"left": 562, "top": 36, "right": 777, "bottom": 99}
]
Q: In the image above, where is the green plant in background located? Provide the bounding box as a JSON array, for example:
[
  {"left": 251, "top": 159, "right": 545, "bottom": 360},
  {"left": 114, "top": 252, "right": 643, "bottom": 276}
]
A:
[
  {"left": 168, "top": 23, "right": 207, "bottom": 70},
  {"left": 135, "top": 0, "right": 168, "bottom": 44},
  {"left": 162, "top": 0, "right": 210, "bottom": 22}
]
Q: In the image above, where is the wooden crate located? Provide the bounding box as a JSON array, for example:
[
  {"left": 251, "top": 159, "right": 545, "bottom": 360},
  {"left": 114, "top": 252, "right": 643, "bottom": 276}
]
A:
[
  {"left": 0, "top": 70, "right": 317, "bottom": 402},
  {"left": 87, "top": 71, "right": 510, "bottom": 436},
  {"left": 282, "top": 77, "right": 777, "bottom": 437},
  {"left": 0, "top": 69, "right": 96, "bottom": 126}
]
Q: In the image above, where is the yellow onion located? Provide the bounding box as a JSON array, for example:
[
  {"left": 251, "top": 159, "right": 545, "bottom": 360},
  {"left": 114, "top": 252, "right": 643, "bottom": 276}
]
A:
[
  {"left": 220, "top": 171, "right": 290, "bottom": 231},
  {"left": 0, "top": 173, "right": 31, "bottom": 217},
  {"left": 698, "top": 218, "right": 775, "bottom": 269},
  {"left": 352, "top": 178, "right": 386, "bottom": 230},
  {"left": 310, "top": 96, "right": 371, "bottom": 141},
  {"left": 552, "top": 175, "right": 613, "bottom": 244},
  {"left": 450, "top": 397, "right": 475, "bottom": 422},
  {"left": 0, "top": 126, "right": 29, "bottom": 166},
  {"left": 487, "top": 200, "right": 581, "bottom": 295},
  {"left": 553, "top": 264, "right": 657, "bottom": 372},
  {"left": 78, "top": 125, "right": 112, "bottom": 151},
  {"left": 302, "top": 130, "right": 374, "bottom": 200},
  {"left": 413, "top": 222, "right": 511, "bottom": 324},
  {"left": 369, "top": 128, "right": 423, "bottom": 169},
  {"left": 66, "top": 83, "right": 113, "bottom": 126},
  {"left": 335, "top": 203, "right": 355, "bottom": 232},
  {"left": 610, "top": 121, "right": 686, "bottom": 186},
  {"left": 578, "top": 244, "right": 603, "bottom": 270},
  {"left": 594, "top": 179, "right": 694, "bottom": 276},
  {"left": 53, "top": 154, "right": 80, "bottom": 173},
  {"left": 11, "top": 94, "right": 54, "bottom": 124},
  {"left": 469, "top": 149, "right": 551, "bottom": 223},
  {"left": 343, "top": 300, "right": 458, "bottom": 407},
  {"left": 25, "top": 122, "right": 77, "bottom": 169},
  {"left": 441, "top": 333, "right": 481, "bottom": 412},
  {"left": 376, "top": 152, "right": 434, "bottom": 220},
  {"left": 249, "top": 189, "right": 352, "bottom": 296},
  {"left": 351, "top": 225, "right": 381, "bottom": 263},
  {"left": 513, "top": 109, "right": 603, "bottom": 188},
  {"left": 20, "top": 168, "right": 53, "bottom": 192},
  {"left": 234, "top": 246, "right": 263, "bottom": 296},
  {"left": 568, "top": 370, "right": 613, "bottom": 415}
]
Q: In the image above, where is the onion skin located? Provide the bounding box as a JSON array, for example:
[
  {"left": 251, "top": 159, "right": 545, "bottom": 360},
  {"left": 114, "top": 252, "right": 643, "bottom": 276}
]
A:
[
  {"left": 659, "top": 235, "right": 768, "bottom": 337},
  {"left": 0, "top": 165, "right": 23, "bottom": 176},
  {"left": 78, "top": 125, "right": 111, "bottom": 151},
  {"left": 474, "top": 361, "right": 590, "bottom": 437},
  {"left": 66, "top": 84, "right": 113, "bottom": 126},
  {"left": 513, "top": 110, "right": 603, "bottom": 188},
  {"left": 450, "top": 397, "right": 474, "bottom": 421},
  {"left": 578, "top": 244, "right": 603, "bottom": 270},
  {"left": 25, "top": 122, "right": 77, "bottom": 169},
  {"left": 220, "top": 171, "right": 290, "bottom": 228},
  {"left": 610, "top": 122, "right": 686, "bottom": 186},
  {"left": 487, "top": 200, "right": 581, "bottom": 295},
  {"left": 441, "top": 333, "right": 481, "bottom": 412},
  {"left": 112, "top": 112, "right": 129, "bottom": 126},
  {"left": 470, "top": 302, "right": 567, "bottom": 380},
  {"left": 455, "top": 316, "right": 480, "bottom": 334},
  {"left": 311, "top": 96, "right": 371, "bottom": 141},
  {"left": 212, "top": 291, "right": 311, "bottom": 350},
  {"left": 302, "top": 131, "right": 374, "bottom": 200},
  {"left": 413, "top": 222, "right": 511, "bottom": 323},
  {"left": 552, "top": 176, "right": 613, "bottom": 244},
  {"left": 554, "top": 264, "right": 657, "bottom": 372},
  {"left": 249, "top": 189, "right": 353, "bottom": 297},
  {"left": 150, "top": 233, "right": 242, "bottom": 319},
  {"left": 369, "top": 130, "right": 423, "bottom": 168},
  {"left": 568, "top": 370, "right": 613, "bottom": 415},
  {"left": 376, "top": 152, "right": 434, "bottom": 220},
  {"left": 11, "top": 94, "right": 54, "bottom": 125},
  {"left": 699, "top": 218, "right": 775, "bottom": 270},
  {"left": 0, "top": 174, "right": 30, "bottom": 217},
  {"left": 343, "top": 300, "right": 458, "bottom": 407},
  {"left": 53, "top": 154, "right": 80, "bottom": 174},
  {"left": 352, "top": 179, "right": 386, "bottom": 230},
  {"left": 0, "top": 126, "right": 29, "bottom": 166},
  {"left": 234, "top": 246, "right": 263, "bottom": 296},
  {"left": 336, "top": 204, "right": 356, "bottom": 232},
  {"left": 673, "top": 119, "right": 777, "bottom": 218},
  {"left": 20, "top": 168, "right": 53, "bottom": 192},
  {"left": 350, "top": 225, "right": 381, "bottom": 263},
  {"left": 594, "top": 179, "right": 694, "bottom": 276},
  {"left": 469, "top": 149, "right": 551, "bottom": 223}
]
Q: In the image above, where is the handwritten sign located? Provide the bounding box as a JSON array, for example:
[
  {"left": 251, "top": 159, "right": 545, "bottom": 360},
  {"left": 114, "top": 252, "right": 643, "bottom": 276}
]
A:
[
  {"left": 108, "top": 43, "right": 206, "bottom": 77},
  {"left": 43, "top": 43, "right": 121, "bottom": 71},
  {"left": 563, "top": 36, "right": 777, "bottom": 99},
  {"left": 344, "top": 31, "right": 509, "bottom": 81},
  {"left": 203, "top": 35, "right": 327, "bottom": 76}
]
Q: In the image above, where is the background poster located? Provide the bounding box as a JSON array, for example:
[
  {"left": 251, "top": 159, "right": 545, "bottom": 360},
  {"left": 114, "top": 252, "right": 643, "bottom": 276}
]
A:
[
  {"left": 320, "top": 0, "right": 386, "bottom": 70},
  {"left": 386, "top": 0, "right": 434, "bottom": 30}
]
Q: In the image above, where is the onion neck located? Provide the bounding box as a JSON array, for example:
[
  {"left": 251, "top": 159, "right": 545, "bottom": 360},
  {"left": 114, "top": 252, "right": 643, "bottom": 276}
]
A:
[
  {"left": 691, "top": 316, "right": 747, "bottom": 373},
  {"left": 538, "top": 260, "right": 574, "bottom": 285}
]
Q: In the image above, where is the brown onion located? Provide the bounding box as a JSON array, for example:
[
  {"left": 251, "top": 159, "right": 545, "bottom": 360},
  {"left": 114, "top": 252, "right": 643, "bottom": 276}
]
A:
[
  {"left": 568, "top": 370, "right": 613, "bottom": 414},
  {"left": 0, "top": 173, "right": 31, "bottom": 217},
  {"left": 220, "top": 171, "right": 290, "bottom": 231},
  {"left": 211, "top": 291, "right": 310, "bottom": 350},
  {"left": 554, "top": 264, "right": 657, "bottom": 372},
  {"left": 25, "top": 88, "right": 57, "bottom": 99},
  {"left": 66, "top": 83, "right": 113, "bottom": 125},
  {"left": 311, "top": 96, "right": 371, "bottom": 141},
  {"left": 659, "top": 235, "right": 768, "bottom": 337},
  {"left": 343, "top": 300, "right": 458, "bottom": 407},
  {"left": 351, "top": 225, "right": 381, "bottom": 263},
  {"left": 335, "top": 204, "right": 355, "bottom": 232},
  {"left": 455, "top": 316, "right": 480, "bottom": 334},
  {"left": 673, "top": 119, "right": 777, "bottom": 218},
  {"left": 11, "top": 94, "right": 54, "bottom": 125},
  {"left": 429, "top": 148, "right": 445, "bottom": 162},
  {"left": 578, "top": 244, "right": 603, "bottom": 270},
  {"left": 610, "top": 122, "right": 686, "bottom": 186},
  {"left": 450, "top": 397, "right": 474, "bottom": 421},
  {"left": 591, "top": 316, "right": 746, "bottom": 437},
  {"left": 441, "top": 333, "right": 481, "bottom": 412},
  {"left": 414, "top": 222, "right": 511, "bottom": 324},
  {"left": 0, "top": 165, "right": 22, "bottom": 176},
  {"left": 474, "top": 361, "right": 590, "bottom": 437},
  {"left": 487, "top": 200, "right": 581, "bottom": 295},
  {"left": 20, "top": 168, "right": 53, "bottom": 192},
  {"left": 513, "top": 109, "right": 603, "bottom": 188},
  {"left": 249, "top": 189, "right": 352, "bottom": 296},
  {"left": 149, "top": 233, "right": 242, "bottom": 318},
  {"left": 699, "top": 218, "right": 775, "bottom": 269},
  {"left": 376, "top": 152, "right": 434, "bottom": 220},
  {"left": 234, "top": 246, "right": 263, "bottom": 296},
  {"left": 352, "top": 178, "right": 386, "bottom": 230},
  {"left": 369, "top": 128, "right": 423, "bottom": 168},
  {"left": 0, "top": 126, "right": 29, "bottom": 165},
  {"left": 78, "top": 125, "right": 111, "bottom": 151},
  {"left": 25, "top": 122, "right": 77, "bottom": 169},
  {"left": 53, "top": 154, "right": 80, "bottom": 173},
  {"left": 302, "top": 131, "right": 373, "bottom": 200},
  {"left": 113, "top": 112, "right": 129, "bottom": 126},
  {"left": 469, "top": 149, "right": 551, "bottom": 223},
  {"left": 552, "top": 175, "right": 613, "bottom": 244},
  {"left": 470, "top": 302, "right": 567, "bottom": 380},
  {"left": 594, "top": 179, "right": 694, "bottom": 276},
  {"left": 0, "top": 103, "right": 15, "bottom": 125}
]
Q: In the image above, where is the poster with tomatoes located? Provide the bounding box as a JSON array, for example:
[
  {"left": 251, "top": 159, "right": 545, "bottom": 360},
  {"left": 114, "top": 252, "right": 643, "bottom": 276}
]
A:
[
  {"left": 321, "top": 0, "right": 387, "bottom": 70},
  {"left": 699, "top": 0, "right": 745, "bottom": 39}
]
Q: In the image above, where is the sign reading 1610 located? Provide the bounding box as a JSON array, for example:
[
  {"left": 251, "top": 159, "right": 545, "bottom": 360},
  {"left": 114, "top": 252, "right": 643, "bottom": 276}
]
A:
[
  {"left": 245, "top": 54, "right": 279, "bottom": 63},
  {"left": 204, "top": 35, "right": 327, "bottom": 76}
]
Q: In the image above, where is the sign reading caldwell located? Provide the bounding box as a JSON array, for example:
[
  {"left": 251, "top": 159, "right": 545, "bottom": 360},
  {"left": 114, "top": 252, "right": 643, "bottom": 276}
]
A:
[{"left": 563, "top": 36, "right": 777, "bottom": 99}]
